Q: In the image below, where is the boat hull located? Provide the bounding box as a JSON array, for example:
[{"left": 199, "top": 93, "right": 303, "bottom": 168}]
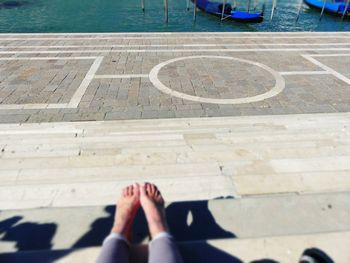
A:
[
  {"left": 192, "top": 0, "right": 264, "bottom": 23},
  {"left": 304, "top": 0, "right": 350, "bottom": 17}
]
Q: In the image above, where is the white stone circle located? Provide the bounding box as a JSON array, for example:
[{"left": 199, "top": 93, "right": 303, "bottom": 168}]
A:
[{"left": 148, "top": 55, "right": 285, "bottom": 105}]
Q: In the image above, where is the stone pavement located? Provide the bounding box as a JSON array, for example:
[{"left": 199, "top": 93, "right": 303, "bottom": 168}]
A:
[{"left": 0, "top": 32, "right": 349, "bottom": 123}]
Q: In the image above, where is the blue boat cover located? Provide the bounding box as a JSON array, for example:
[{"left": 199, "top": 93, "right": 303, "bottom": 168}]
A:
[
  {"left": 193, "top": 0, "right": 263, "bottom": 21},
  {"left": 304, "top": 0, "right": 350, "bottom": 14}
]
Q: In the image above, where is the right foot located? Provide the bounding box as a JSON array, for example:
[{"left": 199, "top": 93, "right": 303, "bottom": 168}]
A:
[
  {"left": 111, "top": 184, "right": 140, "bottom": 241},
  {"left": 140, "top": 183, "right": 169, "bottom": 239}
]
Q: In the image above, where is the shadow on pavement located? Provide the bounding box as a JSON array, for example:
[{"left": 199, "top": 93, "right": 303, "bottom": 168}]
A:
[
  {"left": 0, "top": 200, "right": 335, "bottom": 263},
  {"left": 0, "top": 215, "right": 56, "bottom": 251}
]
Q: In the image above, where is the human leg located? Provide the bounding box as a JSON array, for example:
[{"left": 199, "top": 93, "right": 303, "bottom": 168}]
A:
[
  {"left": 149, "top": 233, "right": 184, "bottom": 263},
  {"left": 140, "top": 183, "right": 183, "bottom": 263},
  {"left": 96, "top": 234, "right": 130, "bottom": 263},
  {"left": 96, "top": 184, "right": 140, "bottom": 263}
]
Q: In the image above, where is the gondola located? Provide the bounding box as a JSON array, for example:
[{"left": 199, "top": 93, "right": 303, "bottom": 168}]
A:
[
  {"left": 304, "top": 0, "right": 350, "bottom": 17},
  {"left": 191, "top": 0, "right": 264, "bottom": 23}
]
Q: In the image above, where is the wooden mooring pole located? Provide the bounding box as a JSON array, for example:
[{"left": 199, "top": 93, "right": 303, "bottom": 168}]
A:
[
  {"left": 193, "top": 0, "right": 197, "bottom": 22},
  {"left": 319, "top": 0, "right": 327, "bottom": 20},
  {"left": 270, "top": 0, "right": 277, "bottom": 20},
  {"left": 221, "top": 0, "right": 226, "bottom": 20},
  {"left": 296, "top": 0, "right": 303, "bottom": 22},
  {"left": 141, "top": 0, "right": 145, "bottom": 12},
  {"left": 164, "top": 0, "right": 169, "bottom": 23},
  {"left": 342, "top": 0, "right": 350, "bottom": 20},
  {"left": 253, "top": 0, "right": 257, "bottom": 11}
]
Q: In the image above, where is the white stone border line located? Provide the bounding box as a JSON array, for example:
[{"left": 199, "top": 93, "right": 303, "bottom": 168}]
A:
[
  {"left": 302, "top": 54, "right": 350, "bottom": 86},
  {"left": 94, "top": 74, "right": 149, "bottom": 79},
  {"left": 0, "top": 56, "right": 103, "bottom": 110},
  {"left": 149, "top": 55, "right": 286, "bottom": 105},
  {"left": 279, "top": 53, "right": 350, "bottom": 85}
]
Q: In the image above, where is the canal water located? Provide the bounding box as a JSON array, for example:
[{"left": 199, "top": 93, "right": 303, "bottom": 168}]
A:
[{"left": 0, "top": 0, "right": 349, "bottom": 33}]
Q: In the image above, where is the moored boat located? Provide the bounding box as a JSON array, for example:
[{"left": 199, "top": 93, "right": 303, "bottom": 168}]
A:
[
  {"left": 304, "top": 0, "right": 350, "bottom": 17},
  {"left": 191, "top": 0, "right": 264, "bottom": 23}
]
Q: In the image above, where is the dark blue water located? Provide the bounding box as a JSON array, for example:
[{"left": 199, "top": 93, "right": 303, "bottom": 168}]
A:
[{"left": 0, "top": 0, "right": 349, "bottom": 33}]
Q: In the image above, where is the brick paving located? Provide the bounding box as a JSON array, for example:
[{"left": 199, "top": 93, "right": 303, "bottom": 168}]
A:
[{"left": 0, "top": 32, "right": 349, "bottom": 123}]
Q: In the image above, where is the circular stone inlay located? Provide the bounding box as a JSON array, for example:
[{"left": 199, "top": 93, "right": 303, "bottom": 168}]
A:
[{"left": 149, "top": 55, "right": 285, "bottom": 104}]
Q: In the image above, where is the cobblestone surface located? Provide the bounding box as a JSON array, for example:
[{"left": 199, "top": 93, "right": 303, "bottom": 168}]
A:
[
  {"left": 0, "top": 32, "right": 349, "bottom": 123},
  {"left": 0, "top": 59, "right": 91, "bottom": 105}
]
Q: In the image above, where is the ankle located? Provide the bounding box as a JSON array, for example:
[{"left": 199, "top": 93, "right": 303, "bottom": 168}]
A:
[
  {"left": 149, "top": 220, "right": 168, "bottom": 238},
  {"left": 111, "top": 222, "right": 127, "bottom": 235}
]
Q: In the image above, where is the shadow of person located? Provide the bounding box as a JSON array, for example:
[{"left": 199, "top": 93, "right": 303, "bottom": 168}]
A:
[
  {"left": 0, "top": 216, "right": 73, "bottom": 263},
  {"left": 72, "top": 206, "right": 116, "bottom": 248},
  {"left": 130, "top": 198, "right": 243, "bottom": 263},
  {"left": 69, "top": 199, "right": 274, "bottom": 263},
  {"left": 131, "top": 199, "right": 243, "bottom": 263},
  {"left": 72, "top": 204, "right": 149, "bottom": 246},
  {"left": 0, "top": 216, "right": 23, "bottom": 235},
  {"left": 68, "top": 199, "right": 241, "bottom": 262},
  {"left": 0, "top": 216, "right": 57, "bottom": 251},
  {"left": 179, "top": 241, "right": 243, "bottom": 263},
  {"left": 166, "top": 200, "right": 236, "bottom": 241},
  {"left": 75, "top": 199, "right": 236, "bottom": 244}
]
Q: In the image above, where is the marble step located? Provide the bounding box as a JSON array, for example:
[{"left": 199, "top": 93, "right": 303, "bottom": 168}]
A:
[
  {"left": 1, "top": 192, "right": 349, "bottom": 252},
  {"left": 0, "top": 130, "right": 348, "bottom": 159},
  {"left": 0, "top": 113, "right": 349, "bottom": 210},
  {"left": 0, "top": 174, "right": 235, "bottom": 210},
  {"left": 2, "top": 166, "right": 350, "bottom": 210},
  {"left": 0, "top": 231, "right": 349, "bottom": 263},
  {"left": 0, "top": 114, "right": 348, "bottom": 162},
  {"left": 0, "top": 122, "right": 347, "bottom": 139},
  {"left": 1, "top": 143, "right": 349, "bottom": 171},
  {"left": 0, "top": 112, "right": 348, "bottom": 132}
]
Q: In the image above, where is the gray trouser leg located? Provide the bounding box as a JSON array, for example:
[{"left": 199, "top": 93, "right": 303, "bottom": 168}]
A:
[
  {"left": 96, "top": 236, "right": 129, "bottom": 263},
  {"left": 149, "top": 236, "right": 184, "bottom": 263}
]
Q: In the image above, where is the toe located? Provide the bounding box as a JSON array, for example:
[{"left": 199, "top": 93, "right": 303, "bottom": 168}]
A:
[
  {"left": 157, "top": 194, "right": 164, "bottom": 204},
  {"left": 155, "top": 189, "right": 164, "bottom": 203},
  {"left": 126, "top": 186, "right": 132, "bottom": 196},
  {"left": 133, "top": 183, "right": 140, "bottom": 196},
  {"left": 122, "top": 187, "right": 128, "bottom": 197},
  {"left": 150, "top": 184, "right": 156, "bottom": 195},
  {"left": 154, "top": 185, "right": 160, "bottom": 195},
  {"left": 146, "top": 183, "right": 152, "bottom": 196}
]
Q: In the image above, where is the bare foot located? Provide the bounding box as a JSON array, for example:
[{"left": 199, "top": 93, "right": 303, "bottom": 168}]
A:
[
  {"left": 140, "top": 183, "right": 169, "bottom": 239},
  {"left": 111, "top": 184, "right": 140, "bottom": 241}
]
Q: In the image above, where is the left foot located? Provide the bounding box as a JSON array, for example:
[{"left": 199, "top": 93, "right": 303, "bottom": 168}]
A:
[
  {"left": 140, "top": 183, "right": 168, "bottom": 239},
  {"left": 111, "top": 184, "right": 140, "bottom": 241}
]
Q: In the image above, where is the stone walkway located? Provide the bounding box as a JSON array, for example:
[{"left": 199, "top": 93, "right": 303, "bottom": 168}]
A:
[{"left": 0, "top": 32, "right": 349, "bottom": 123}]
